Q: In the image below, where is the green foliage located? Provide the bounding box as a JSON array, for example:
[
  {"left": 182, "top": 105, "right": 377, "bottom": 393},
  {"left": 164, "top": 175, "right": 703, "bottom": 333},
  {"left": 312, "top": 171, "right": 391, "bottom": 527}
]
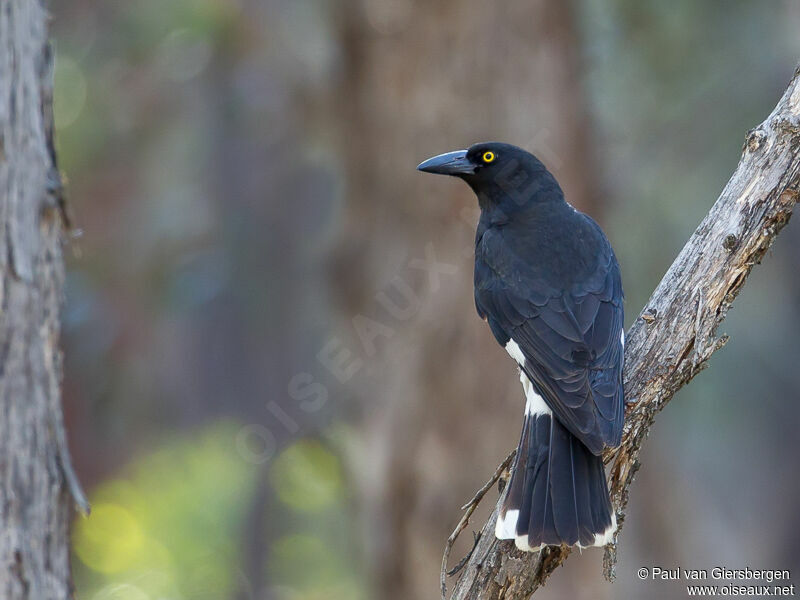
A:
[
  {"left": 73, "top": 428, "right": 366, "bottom": 599},
  {"left": 270, "top": 440, "right": 343, "bottom": 513},
  {"left": 266, "top": 438, "right": 367, "bottom": 600},
  {"left": 73, "top": 423, "right": 257, "bottom": 600}
]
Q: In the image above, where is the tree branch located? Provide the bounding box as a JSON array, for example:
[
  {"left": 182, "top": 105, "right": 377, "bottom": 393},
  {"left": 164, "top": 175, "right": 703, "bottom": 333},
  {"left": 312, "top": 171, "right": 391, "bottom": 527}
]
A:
[{"left": 444, "top": 64, "right": 800, "bottom": 600}]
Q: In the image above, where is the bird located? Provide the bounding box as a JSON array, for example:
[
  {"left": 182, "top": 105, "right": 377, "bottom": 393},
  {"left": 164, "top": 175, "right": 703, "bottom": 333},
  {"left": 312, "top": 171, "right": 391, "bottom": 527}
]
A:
[{"left": 417, "top": 142, "right": 624, "bottom": 551}]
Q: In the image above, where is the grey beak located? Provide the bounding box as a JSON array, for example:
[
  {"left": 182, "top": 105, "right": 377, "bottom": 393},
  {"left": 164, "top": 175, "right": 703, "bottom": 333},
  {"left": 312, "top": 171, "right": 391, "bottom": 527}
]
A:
[{"left": 417, "top": 150, "right": 475, "bottom": 176}]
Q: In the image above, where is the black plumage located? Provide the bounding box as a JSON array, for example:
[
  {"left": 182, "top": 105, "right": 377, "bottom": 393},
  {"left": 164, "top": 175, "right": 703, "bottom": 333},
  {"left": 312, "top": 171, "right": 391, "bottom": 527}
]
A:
[{"left": 418, "top": 142, "right": 624, "bottom": 550}]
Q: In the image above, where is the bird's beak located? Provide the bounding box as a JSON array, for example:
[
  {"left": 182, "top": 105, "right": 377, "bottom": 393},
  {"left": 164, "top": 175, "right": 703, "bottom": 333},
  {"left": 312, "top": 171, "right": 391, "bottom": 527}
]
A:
[{"left": 416, "top": 150, "right": 475, "bottom": 176}]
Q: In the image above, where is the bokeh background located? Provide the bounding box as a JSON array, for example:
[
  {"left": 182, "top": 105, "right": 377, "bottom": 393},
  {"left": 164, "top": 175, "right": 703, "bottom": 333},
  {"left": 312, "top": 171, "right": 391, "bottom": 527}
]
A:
[{"left": 51, "top": 1, "right": 800, "bottom": 599}]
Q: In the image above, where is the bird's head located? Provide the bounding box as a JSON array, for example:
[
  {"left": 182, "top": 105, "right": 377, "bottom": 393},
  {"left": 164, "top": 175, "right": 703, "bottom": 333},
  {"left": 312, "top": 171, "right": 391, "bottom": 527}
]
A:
[{"left": 417, "top": 142, "right": 561, "bottom": 210}]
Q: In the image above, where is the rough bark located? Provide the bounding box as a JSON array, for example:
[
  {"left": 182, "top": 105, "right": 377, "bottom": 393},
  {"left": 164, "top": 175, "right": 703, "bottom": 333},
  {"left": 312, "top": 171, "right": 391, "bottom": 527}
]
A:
[
  {"left": 0, "top": 2, "right": 86, "bottom": 599},
  {"left": 446, "top": 65, "right": 800, "bottom": 600}
]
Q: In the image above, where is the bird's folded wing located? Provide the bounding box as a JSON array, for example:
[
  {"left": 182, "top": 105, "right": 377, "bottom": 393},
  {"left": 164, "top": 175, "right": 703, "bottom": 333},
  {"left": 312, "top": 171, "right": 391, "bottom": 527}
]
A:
[{"left": 475, "top": 230, "right": 624, "bottom": 455}]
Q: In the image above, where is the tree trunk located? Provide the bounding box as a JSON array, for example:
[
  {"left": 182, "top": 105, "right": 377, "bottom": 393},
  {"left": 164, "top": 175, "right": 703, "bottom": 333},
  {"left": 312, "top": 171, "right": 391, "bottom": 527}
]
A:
[
  {"left": 0, "top": 2, "right": 85, "bottom": 598},
  {"left": 330, "top": 2, "right": 601, "bottom": 598}
]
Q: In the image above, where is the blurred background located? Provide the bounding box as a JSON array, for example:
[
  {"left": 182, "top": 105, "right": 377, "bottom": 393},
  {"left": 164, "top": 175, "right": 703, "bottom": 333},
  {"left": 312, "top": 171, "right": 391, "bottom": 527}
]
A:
[{"left": 51, "top": 1, "right": 800, "bottom": 599}]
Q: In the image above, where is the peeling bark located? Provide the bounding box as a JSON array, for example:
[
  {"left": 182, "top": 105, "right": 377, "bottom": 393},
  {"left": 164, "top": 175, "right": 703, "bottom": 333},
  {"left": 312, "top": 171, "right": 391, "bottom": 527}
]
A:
[
  {"left": 446, "top": 64, "right": 800, "bottom": 600},
  {"left": 0, "top": 2, "right": 86, "bottom": 598}
]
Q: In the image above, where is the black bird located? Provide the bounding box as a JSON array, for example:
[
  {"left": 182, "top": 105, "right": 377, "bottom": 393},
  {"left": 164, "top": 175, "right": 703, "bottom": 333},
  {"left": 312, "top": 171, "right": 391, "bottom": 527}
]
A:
[{"left": 418, "top": 142, "right": 624, "bottom": 551}]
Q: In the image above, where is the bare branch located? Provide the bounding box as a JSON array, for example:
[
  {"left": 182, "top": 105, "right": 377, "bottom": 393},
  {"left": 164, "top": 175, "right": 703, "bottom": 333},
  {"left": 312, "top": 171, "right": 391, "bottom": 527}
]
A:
[
  {"left": 446, "top": 64, "right": 800, "bottom": 600},
  {"left": 442, "top": 450, "right": 516, "bottom": 599}
]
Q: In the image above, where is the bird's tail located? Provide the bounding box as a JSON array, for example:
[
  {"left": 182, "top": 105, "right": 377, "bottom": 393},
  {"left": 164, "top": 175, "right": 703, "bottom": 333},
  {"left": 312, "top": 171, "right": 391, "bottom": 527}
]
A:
[{"left": 495, "top": 410, "right": 616, "bottom": 551}]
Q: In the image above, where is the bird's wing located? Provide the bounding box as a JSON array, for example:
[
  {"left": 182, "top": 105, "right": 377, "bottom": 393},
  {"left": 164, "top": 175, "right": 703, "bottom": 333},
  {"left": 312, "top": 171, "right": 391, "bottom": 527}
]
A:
[{"left": 475, "top": 227, "right": 624, "bottom": 455}]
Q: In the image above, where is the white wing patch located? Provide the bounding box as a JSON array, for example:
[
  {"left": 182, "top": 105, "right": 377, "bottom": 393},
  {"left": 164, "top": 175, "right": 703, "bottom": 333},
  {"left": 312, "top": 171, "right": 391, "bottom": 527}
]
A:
[
  {"left": 505, "top": 339, "right": 526, "bottom": 366},
  {"left": 520, "top": 371, "right": 551, "bottom": 416},
  {"left": 505, "top": 339, "right": 551, "bottom": 416}
]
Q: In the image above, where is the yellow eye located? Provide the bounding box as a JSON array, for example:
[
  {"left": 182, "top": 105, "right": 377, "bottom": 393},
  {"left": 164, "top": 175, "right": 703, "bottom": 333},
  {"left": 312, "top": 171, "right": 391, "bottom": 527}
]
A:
[{"left": 482, "top": 151, "right": 495, "bottom": 163}]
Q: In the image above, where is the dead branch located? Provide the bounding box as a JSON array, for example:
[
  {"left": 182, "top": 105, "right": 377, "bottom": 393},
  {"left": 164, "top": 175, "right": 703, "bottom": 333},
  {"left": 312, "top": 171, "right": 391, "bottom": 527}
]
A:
[{"left": 442, "top": 450, "right": 516, "bottom": 599}]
